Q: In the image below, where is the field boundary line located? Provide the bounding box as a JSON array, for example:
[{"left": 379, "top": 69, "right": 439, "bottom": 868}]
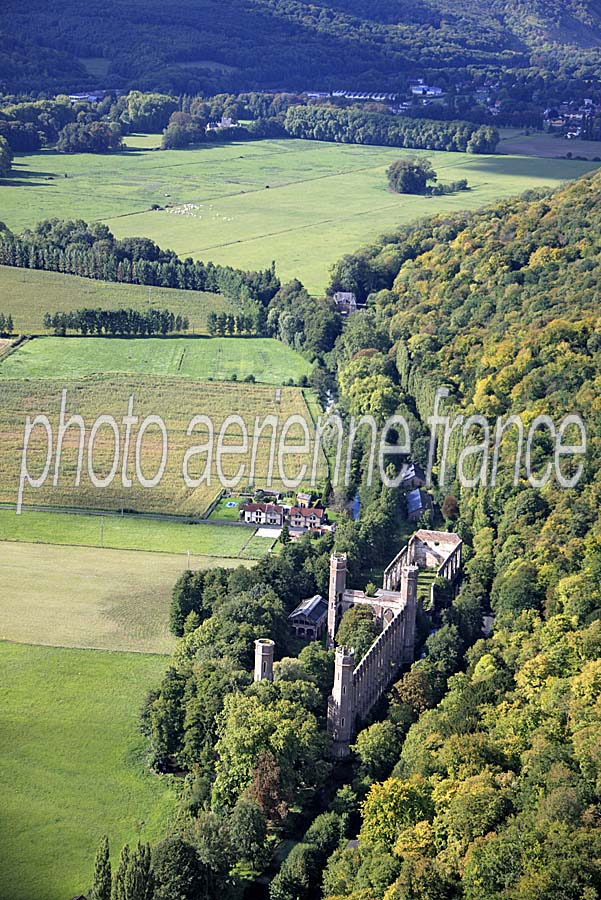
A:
[
  {"left": 0, "top": 637, "right": 172, "bottom": 657},
  {"left": 0, "top": 534, "right": 252, "bottom": 561}
]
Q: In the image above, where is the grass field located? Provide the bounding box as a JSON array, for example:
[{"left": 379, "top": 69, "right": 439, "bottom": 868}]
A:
[
  {"left": 0, "top": 375, "right": 327, "bottom": 515},
  {"left": 0, "top": 538, "right": 252, "bottom": 653},
  {"left": 498, "top": 128, "right": 601, "bottom": 159},
  {"left": 0, "top": 335, "right": 312, "bottom": 383},
  {"left": 3, "top": 138, "right": 599, "bottom": 293},
  {"left": 240, "top": 533, "right": 278, "bottom": 558},
  {"left": 0, "top": 265, "right": 230, "bottom": 335},
  {"left": 0, "top": 508, "right": 261, "bottom": 557},
  {"left": 0, "top": 642, "right": 174, "bottom": 900}
]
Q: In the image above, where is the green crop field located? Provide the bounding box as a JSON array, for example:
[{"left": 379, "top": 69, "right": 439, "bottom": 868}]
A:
[
  {"left": 0, "top": 375, "right": 327, "bottom": 516},
  {"left": 0, "top": 642, "right": 175, "bottom": 900},
  {"left": 0, "top": 265, "right": 229, "bottom": 335},
  {"left": 0, "top": 335, "right": 312, "bottom": 383},
  {"left": 0, "top": 508, "right": 260, "bottom": 557},
  {"left": 0, "top": 537, "right": 251, "bottom": 653},
  {"left": 3, "top": 138, "right": 599, "bottom": 293}
]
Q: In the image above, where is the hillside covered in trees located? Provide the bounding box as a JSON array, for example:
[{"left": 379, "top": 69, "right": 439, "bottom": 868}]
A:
[
  {"left": 2, "top": 0, "right": 601, "bottom": 97},
  {"left": 313, "top": 166, "right": 601, "bottom": 900}
]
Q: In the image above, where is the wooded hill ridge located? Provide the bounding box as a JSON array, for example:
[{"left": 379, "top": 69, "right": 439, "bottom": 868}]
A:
[{"left": 3, "top": 0, "right": 601, "bottom": 95}]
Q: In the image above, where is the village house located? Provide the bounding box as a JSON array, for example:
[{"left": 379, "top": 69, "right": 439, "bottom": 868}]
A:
[
  {"left": 410, "top": 81, "right": 444, "bottom": 97},
  {"left": 288, "top": 594, "right": 328, "bottom": 640},
  {"left": 296, "top": 492, "right": 314, "bottom": 508},
  {"left": 332, "top": 292, "right": 358, "bottom": 316},
  {"left": 241, "top": 502, "right": 284, "bottom": 526},
  {"left": 289, "top": 506, "right": 326, "bottom": 529},
  {"left": 206, "top": 116, "right": 235, "bottom": 132}
]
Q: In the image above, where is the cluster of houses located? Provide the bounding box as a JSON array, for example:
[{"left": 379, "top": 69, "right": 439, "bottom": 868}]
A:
[
  {"left": 240, "top": 492, "right": 332, "bottom": 533},
  {"left": 236, "top": 462, "right": 432, "bottom": 535},
  {"left": 543, "top": 99, "right": 597, "bottom": 139}
]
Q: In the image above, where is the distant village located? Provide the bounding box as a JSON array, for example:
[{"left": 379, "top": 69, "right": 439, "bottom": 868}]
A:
[
  {"left": 67, "top": 77, "right": 601, "bottom": 144},
  {"left": 543, "top": 98, "right": 599, "bottom": 140}
]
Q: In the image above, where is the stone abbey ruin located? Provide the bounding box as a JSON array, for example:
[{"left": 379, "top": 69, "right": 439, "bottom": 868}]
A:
[{"left": 255, "top": 529, "right": 462, "bottom": 757}]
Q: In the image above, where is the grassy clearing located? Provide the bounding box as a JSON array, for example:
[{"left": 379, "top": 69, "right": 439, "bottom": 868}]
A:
[
  {"left": 3, "top": 138, "right": 598, "bottom": 293},
  {"left": 0, "top": 508, "right": 256, "bottom": 557},
  {"left": 0, "top": 538, "right": 249, "bottom": 653},
  {"left": 0, "top": 375, "right": 327, "bottom": 515},
  {"left": 0, "top": 642, "right": 174, "bottom": 900},
  {"left": 0, "top": 265, "right": 229, "bottom": 335},
  {"left": 0, "top": 335, "right": 312, "bottom": 383}
]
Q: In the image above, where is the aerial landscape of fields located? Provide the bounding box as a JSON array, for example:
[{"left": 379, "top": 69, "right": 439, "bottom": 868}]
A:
[
  {"left": 2, "top": 136, "right": 598, "bottom": 292},
  {"left": 2, "top": 2, "right": 601, "bottom": 899}
]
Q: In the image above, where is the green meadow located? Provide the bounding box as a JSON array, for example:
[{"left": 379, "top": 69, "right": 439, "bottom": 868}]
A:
[
  {"left": 3, "top": 137, "right": 598, "bottom": 293},
  {"left": 0, "top": 335, "right": 311, "bottom": 383},
  {"left": 0, "top": 537, "right": 252, "bottom": 653},
  {"left": 0, "top": 265, "right": 229, "bottom": 335},
  {"left": 0, "top": 642, "right": 174, "bottom": 900},
  {"left": 0, "top": 508, "right": 261, "bottom": 557}
]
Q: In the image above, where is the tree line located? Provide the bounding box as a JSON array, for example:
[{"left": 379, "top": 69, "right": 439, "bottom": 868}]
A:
[
  {"left": 283, "top": 105, "right": 500, "bottom": 153},
  {"left": 160, "top": 97, "right": 500, "bottom": 155},
  {"left": 0, "top": 219, "right": 281, "bottom": 307},
  {"left": 43, "top": 308, "right": 188, "bottom": 336},
  {"left": 206, "top": 311, "right": 255, "bottom": 336},
  {"left": 0, "top": 90, "right": 500, "bottom": 159},
  {"left": 0, "top": 135, "right": 12, "bottom": 176}
]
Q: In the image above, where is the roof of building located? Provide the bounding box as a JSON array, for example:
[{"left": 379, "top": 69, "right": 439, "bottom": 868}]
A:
[
  {"left": 407, "top": 489, "right": 429, "bottom": 515},
  {"left": 243, "top": 502, "right": 283, "bottom": 514},
  {"left": 401, "top": 462, "right": 426, "bottom": 483},
  {"left": 289, "top": 594, "right": 328, "bottom": 623},
  {"left": 290, "top": 506, "right": 325, "bottom": 518},
  {"left": 414, "top": 529, "right": 462, "bottom": 545},
  {"left": 297, "top": 492, "right": 313, "bottom": 500},
  {"left": 334, "top": 291, "right": 357, "bottom": 306}
]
